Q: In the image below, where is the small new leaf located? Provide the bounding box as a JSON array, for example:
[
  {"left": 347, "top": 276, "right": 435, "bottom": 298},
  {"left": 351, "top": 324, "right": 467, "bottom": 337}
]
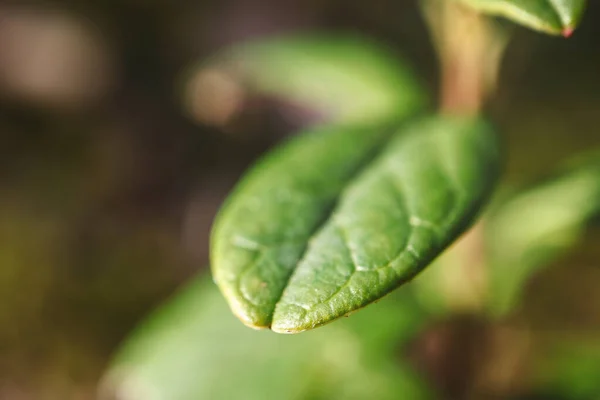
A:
[
  {"left": 211, "top": 116, "right": 501, "bottom": 333},
  {"left": 456, "top": 0, "right": 587, "bottom": 36}
]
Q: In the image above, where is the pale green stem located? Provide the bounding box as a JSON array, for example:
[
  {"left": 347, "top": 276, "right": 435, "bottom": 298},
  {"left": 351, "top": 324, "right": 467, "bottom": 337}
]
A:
[{"left": 422, "top": 0, "right": 510, "bottom": 115}]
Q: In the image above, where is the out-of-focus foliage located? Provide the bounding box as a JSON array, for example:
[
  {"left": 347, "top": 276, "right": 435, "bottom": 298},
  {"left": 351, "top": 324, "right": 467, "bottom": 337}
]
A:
[
  {"left": 485, "top": 152, "right": 600, "bottom": 315},
  {"left": 102, "top": 276, "right": 432, "bottom": 400},
  {"left": 190, "top": 34, "right": 426, "bottom": 125}
]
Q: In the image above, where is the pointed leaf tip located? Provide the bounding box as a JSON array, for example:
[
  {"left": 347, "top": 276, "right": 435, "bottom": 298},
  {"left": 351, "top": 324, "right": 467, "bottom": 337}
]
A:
[{"left": 563, "top": 27, "right": 574, "bottom": 38}]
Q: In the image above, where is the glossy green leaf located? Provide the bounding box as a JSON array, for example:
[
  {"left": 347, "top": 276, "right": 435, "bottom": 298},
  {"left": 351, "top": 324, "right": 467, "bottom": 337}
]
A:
[
  {"left": 456, "top": 0, "right": 587, "bottom": 36},
  {"left": 204, "top": 34, "right": 426, "bottom": 123},
  {"left": 485, "top": 152, "right": 600, "bottom": 315},
  {"left": 211, "top": 115, "right": 501, "bottom": 333},
  {"left": 102, "top": 275, "right": 433, "bottom": 400}
]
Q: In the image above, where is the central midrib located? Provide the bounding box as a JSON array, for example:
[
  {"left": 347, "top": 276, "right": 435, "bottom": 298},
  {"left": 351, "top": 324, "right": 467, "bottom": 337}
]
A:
[{"left": 261, "top": 123, "right": 403, "bottom": 328}]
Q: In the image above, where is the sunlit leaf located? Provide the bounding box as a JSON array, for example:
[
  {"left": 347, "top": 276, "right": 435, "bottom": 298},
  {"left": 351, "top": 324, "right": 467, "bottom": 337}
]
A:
[
  {"left": 211, "top": 115, "right": 501, "bottom": 333},
  {"left": 102, "top": 275, "right": 433, "bottom": 400},
  {"left": 485, "top": 152, "right": 600, "bottom": 315},
  {"left": 456, "top": 0, "right": 587, "bottom": 36}
]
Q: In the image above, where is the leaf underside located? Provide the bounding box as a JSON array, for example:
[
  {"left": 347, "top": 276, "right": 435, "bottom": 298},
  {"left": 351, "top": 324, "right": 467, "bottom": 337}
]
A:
[
  {"left": 211, "top": 116, "right": 500, "bottom": 333},
  {"left": 457, "top": 0, "right": 587, "bottom": 35}
]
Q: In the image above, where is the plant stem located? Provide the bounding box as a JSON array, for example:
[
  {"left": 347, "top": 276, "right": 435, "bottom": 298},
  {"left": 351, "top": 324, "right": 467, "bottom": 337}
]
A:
[
  {"left": 418, "top": 0, "right": 511, "bottom": 313},
  {"left": 422, "top": 0, "right": 509, "bottom": 115}
]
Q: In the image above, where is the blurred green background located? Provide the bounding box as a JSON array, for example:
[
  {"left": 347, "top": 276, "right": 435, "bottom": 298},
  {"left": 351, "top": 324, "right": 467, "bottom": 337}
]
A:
[{"left": 1, "top": 1, "right": 600, "bottom": 399}]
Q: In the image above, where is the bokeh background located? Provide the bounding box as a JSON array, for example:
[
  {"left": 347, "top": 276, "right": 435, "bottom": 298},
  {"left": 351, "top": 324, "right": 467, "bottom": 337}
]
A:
[{"left": 1, "top": 1, "right": 599, "bottom": 399}]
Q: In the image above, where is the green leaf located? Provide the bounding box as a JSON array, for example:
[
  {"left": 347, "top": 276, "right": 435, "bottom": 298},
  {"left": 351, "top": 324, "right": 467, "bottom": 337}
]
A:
[
  {"left": 205, "top": 34, "right": 426, "bottom": 123},
  {"left": 456, "top": 0, "right": 587, "bottom": 36},
  {"left": 485, "top": 152, "right": 600, "bottom": 315},
  {"left": 211, "top": 115, "right": 501, "bottom": 333},
  {"left": 102, "top": 275, "right": 434, "bottom": 400}
]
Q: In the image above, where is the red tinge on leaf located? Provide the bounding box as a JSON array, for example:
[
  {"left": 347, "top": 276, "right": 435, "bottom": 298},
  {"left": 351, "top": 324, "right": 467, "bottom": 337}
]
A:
[{"left": 563, "top": 27, "right": 574, "bottom": 38}]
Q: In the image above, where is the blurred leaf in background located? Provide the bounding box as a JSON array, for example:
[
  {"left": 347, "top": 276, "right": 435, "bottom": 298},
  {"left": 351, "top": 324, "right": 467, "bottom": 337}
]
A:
[
  {"left": 485, "top": 152, "right": 600, "bottom": 316},
  {"left": 102, "top": 276, "right": 433, "bottom": 400},
  {"left": 184, "top": 34, "right": 427, "bottom": 127}
]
